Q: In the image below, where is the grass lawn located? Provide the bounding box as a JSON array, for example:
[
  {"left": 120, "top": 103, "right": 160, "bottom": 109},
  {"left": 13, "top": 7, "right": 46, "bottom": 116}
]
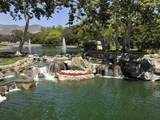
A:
[
  {"left": 0, "top": 44, "right": 8, "bottom": 53},
  {"left": 0, "top": 57, "right": 24, "bottom": 66},
  {"left": 0, "top": 44, "right": 7, "bottom": 48}
]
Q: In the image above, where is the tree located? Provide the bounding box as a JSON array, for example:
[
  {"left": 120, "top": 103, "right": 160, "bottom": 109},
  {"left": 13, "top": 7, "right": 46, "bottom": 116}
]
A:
[
  {"left": 108, "top": 0, "right": 140, "bottom": 51},
  {"left": 1, "top": 0, "right": 160, "bottom": 52},
  {"left": 32, "top": 27, "right": 63, "bottom": 45},
  {"left": 62, "top": 27, "right": 80, "bottom": 45},
  {"left": 11, "top": 30, "right": 24, "bottom": 43},
  {"left": 11, "top": 29, "right": 34, "bottom": 43},
  {"left": 131, "top": 0, "right": 160, "bottom": 51},
  {"left": 0, "top": 0, "right": 71, "bottom": 53},
  {"left": 44, "top": 27, "right": 63, "bottom": 45},
  {"left": 0, "top": 1, "right": 10, "bottom": 13}
]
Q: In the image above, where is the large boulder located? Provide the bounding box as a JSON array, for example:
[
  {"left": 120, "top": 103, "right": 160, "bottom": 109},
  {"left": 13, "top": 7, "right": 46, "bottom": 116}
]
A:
[
  {"left": 48, "top": 61, "right": 68, "bottom": 73},
  {"left": 152, "top": 59, "right": 160, "bottom": 75},
  {"left": 121, "top": 61, "right": 141, "bottom": 79},
  {"left": 142, "top": 54, "right": 160, "bottom": 74},
  {"left": 119, "top": 53, "right": 160, "bottom": 80}
]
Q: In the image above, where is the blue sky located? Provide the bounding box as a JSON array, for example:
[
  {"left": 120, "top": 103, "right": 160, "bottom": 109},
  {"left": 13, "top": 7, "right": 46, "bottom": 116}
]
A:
[{"left": 0, "top": 8, "right": 69, "bottom": 27}]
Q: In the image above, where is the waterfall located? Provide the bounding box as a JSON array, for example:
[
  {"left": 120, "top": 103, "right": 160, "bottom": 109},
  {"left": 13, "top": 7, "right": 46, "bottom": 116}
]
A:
[
  {"left": 5, "top": 82, "right": 20, "bottom": 94},
  {"left": 62, "top": 37, "right": 67, "bottom": 54},
  {"left": 104, "top": 66, "right": 113, "bottom": 76},
  {"left": 48, "top": 63, "right": 55, "bottom": 73},
  {"left": 103, "top": 65, "right": 123, "bottom": 79},
  {"left": 38, "top": 66, "right": 56, "bottom": 82},
  {"left": 105, "top": 66, "right": 109, "bottom": 76},
  {"left": 4, "top": 75, "right": 15, "bottom": 79},
  {"left": 0, "top": 95, "right": 6, "bottom": 103},
  {"left": 32, "top": 67, "right": 39, "bottom": 81},
  {"left": 15, "top": 51, "right": 22, "bottom": 56}
]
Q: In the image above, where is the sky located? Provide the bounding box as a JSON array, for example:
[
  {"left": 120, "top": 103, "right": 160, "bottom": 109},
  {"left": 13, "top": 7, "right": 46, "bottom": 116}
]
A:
[{"left": 0, "top": 8, "right": 69, "bottom": 27}]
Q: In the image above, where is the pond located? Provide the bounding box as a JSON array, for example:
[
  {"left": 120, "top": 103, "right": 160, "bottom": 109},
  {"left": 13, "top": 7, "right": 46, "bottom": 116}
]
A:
[
  {"left": 0, "top": 46, "right": 79, "bottom": 65},
  {"left": 28, "top": 46, "right": 80, "bottom": 56},
  {"left": 0, "top": 46, "right": 160, "bottom": 120},
  {"left": 0, "top": 78, "right": 160, "bottom": 120}
]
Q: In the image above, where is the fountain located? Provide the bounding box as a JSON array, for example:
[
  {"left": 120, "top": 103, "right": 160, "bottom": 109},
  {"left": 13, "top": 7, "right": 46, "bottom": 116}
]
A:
[
  {"left": 62, "top": 37, "right": 67, "bottom": 54},
  {"left": 28, "top": 39, "right": 32, "bottom": 54}
]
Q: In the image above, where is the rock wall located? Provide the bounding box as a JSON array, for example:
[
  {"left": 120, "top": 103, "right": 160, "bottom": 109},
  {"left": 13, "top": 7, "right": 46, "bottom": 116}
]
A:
[
  {"left": 0, "top": 57, "right": 35, "bottom": 79},
  {"left": 120, "top": 54, "right": 160, "bottom": 81}
]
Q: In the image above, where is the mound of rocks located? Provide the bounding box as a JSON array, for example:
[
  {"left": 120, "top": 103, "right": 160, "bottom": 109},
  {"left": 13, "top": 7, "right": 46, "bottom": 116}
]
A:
[
  {"left": 0, "top": 57, "right": 35, "bottom": 78},
  {"left": 120, "top": 53, "right": 160, "bottom": 81}
]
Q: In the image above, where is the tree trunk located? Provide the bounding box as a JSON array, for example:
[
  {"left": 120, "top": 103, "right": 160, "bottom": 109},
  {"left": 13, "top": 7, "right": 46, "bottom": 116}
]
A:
[
  {"left": 123, "top": 22, "right": 132, "bottom": 52},
  {"left": 18, "top": 16, "right": 30, "bottom": 53},
  {"left": 127, "top": 22, "right": 132, "bottom": 51}
]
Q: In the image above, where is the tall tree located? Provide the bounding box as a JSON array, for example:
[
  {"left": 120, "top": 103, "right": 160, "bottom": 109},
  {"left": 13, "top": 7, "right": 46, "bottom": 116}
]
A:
[
  {"left": 0, "top": 0, "right": 10, "bottom": 13},
  {"left": 0, "top": 0, "right": 71, "bottom": 53}
]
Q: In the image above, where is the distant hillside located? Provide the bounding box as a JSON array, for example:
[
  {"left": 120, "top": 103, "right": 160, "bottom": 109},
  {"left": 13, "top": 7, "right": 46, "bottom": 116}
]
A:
[{"left": 0, "top": 24, "right": 42, "bottom": 35}]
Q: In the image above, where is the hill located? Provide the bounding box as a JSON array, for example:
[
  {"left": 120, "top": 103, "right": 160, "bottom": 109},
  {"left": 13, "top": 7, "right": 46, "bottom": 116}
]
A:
[{"left": 0, "top": 24, "right": 42, "bottom": 35}]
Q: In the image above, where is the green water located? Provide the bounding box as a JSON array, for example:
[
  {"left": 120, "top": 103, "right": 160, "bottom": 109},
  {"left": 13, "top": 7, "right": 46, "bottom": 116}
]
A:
[
  {"left": 36, "top": 46, "right": 80, "bottom": 56},
  {"left": 0, "top": 78, "right": 160, "bottom": 120}
]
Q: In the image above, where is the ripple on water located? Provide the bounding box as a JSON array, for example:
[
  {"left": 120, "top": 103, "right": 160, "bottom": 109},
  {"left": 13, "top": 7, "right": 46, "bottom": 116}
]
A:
[{"left": 0, "top": 79, "right": 160, "bottom": 120}]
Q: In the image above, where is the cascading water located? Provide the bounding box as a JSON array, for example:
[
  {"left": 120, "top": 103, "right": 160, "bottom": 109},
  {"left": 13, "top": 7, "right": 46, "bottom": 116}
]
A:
[
  {"left": 105, "top": 66, "right": 110, "bottom": 76},
  {"left": 38, "top": 66, "right": 56, "bottom": 82},
  {"left": 31, "top": 66, "right": 39, "bottom": 81},
  {"left": 104, "top": 65, "right": 123, "bottom": 79},
  {"left": 0, "top": 82, "right": 20, "bottom": 103},
  {"left": 5, "top": 82, "right": 20, "bottom": 94},
  {"left": 0, "top": 95, "right": 6, "bottom": 103}
]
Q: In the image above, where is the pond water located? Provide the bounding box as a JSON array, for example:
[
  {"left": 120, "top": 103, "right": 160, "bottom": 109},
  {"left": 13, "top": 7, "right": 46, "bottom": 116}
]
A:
[
  {"left": 0, "top": 78, "right": 160, "bottom": 120},
  {"left": 30, "top": 46, "right": 80, "bottom": 56},
  {"left": 1, "top": 46, "right": 160, "bottom": 120}
]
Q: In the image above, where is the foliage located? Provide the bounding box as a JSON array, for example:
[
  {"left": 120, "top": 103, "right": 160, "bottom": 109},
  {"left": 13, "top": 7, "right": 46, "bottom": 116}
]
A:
[
  {"left": 62, "top": 28, "right": 79, "bottom": 45},
  {"left": 0, "top": 35, "right": 11, "bottom": 42},
  {"left": 32, "top": 27, "right": 63, "bottom": 45},
  {"left": 0, "top": 0, "right": 160, "bottom": 52},
  {"left": 0, "top": 1, "right": 10, "bottom": 13},
  {"left": 0, "top": 0, "right": 71, "bottom": 52},
  {"left": 0, "top": 57, "right": 24, "bottom": 66},
  {"left": 11, "top": 30, "right": 24, "bottom": 43},
  {"left": 10, "top": 30, "right": 34, "bottom": 43}
]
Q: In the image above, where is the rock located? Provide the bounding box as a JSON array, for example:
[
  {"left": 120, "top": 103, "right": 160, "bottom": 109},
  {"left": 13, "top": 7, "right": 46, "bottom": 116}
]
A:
[
  {"left": 0, "top": 86, "right": 6, "bottom": 96},
  {"left": 0, "top": 72, "right": 4, "bottom": 80},
  {"left": 121, "top": 61, "right": 141, "bottom": 79},
  {"left": 71, "top": 56, "right": 86, "bottom": 68},
  {"left": 120, "top": 53, "right": 160, "bottom": 81},
  {"left": 16, "top": 81, "right": 36, "bottom": 90},
  {"left": 113, "top": 65, "right": 122, "bottom": 77},
  {"left": 152, "top": 59, "right": 160, "bottom": 75},
  {"left": 0, "top": 57, "right": 35, "bottom": 75},
  {"left": 48, "top": 61, "right": 67, "bottom": 73}
]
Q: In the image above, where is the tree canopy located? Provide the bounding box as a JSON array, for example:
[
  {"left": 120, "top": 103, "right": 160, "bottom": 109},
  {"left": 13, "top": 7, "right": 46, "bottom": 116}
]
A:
[{"left": 0, "top": 0, "right": 160, "bottom": 52}]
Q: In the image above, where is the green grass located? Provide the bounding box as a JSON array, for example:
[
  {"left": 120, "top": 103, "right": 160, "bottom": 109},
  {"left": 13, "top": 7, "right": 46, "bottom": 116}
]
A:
[
  {"left": 0, "top": 44, "right": 7, "bottom": 48},
  {"left": 0, "top": 57, "right": 24, "bottom": 66},
  {"left": 0, "top": 44, "right": 8, "bottom": 53}
]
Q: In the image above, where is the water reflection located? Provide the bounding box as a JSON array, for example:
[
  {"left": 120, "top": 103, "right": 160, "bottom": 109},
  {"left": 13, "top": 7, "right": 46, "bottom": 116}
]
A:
[{"left": 0, "top": 78, "right": 160, "bottom": 120}]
